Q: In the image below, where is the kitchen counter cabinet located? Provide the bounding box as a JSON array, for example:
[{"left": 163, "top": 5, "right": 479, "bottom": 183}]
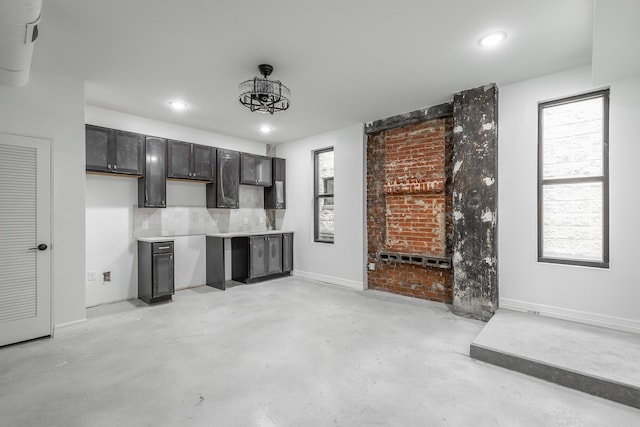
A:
[
  {"left": 282, "top": 233, "right": 293, "bottom": 273},
  {"left": 231, "top": 234, "right": 288, "bottom": 284},
  {"left": 138, "top": 239, "right": 175, "bottom": 304},
  {"left": 205, "top": 231, "right": 293, "bottom": 289}
]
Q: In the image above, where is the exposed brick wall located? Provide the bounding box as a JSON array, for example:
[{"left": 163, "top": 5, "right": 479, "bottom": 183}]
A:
[{"left": 367, "top": 118, "right": 454, "bottom": 303}]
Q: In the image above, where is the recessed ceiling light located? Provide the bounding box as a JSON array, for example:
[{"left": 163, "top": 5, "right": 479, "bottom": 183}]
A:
[
  {"left": 260, "top": 125, "right": 273, "bottom": 134},
  {"left": 168, "top": 100, "right": 188, "bottom": 111},
  {"left": 478, "top": 31, "right": 507, "bottom": 48}
]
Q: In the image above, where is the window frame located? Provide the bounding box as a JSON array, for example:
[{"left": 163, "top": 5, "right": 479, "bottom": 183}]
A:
[
  {"left": 537, "top": 89, "right": 610, "bottom": 268},
  {"left": 314, "top": 147, "right": 335, "bottom": 244}
]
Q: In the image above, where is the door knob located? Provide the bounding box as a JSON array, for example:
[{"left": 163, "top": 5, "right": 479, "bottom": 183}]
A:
[{"left": 29, "top": 244, "right": 48, "bottom": 251}]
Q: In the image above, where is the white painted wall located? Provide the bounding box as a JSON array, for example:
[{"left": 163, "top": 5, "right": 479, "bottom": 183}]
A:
[
  {"left": 85, "top": 106, "right": 267, "bottom": 306},
  {"left": 0, "top": 67, "right": 86, "bottom": 328},
  {"left": 277, "top": 124, "right": 365, "bottom": 289},
  {"left": 592, "top": 0, "right": 640, "bottom": 85},
  {"left": 499, "top": 66, "right": 640, "bottom": 332}
]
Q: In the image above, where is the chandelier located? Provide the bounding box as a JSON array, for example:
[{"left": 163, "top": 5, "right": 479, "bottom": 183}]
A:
[{"left": 239, "top": 64, "right": 290, "bottom": 114}]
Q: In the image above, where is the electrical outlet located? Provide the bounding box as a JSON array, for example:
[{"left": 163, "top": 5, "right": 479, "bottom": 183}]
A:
[
  {"left": 87, "top": 271, "right": 98, "bottom": 281},
  {"left": 368, "top": 263, "right": 376, "bottom": 271},
  {"left": 243, "top": 217, "right": 249, "bottom": 225},
  {"left": 142, "top": 221, "right": 149, "bottom": 230}
]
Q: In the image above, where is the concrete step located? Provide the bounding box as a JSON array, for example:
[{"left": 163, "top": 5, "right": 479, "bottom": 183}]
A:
[{"left": 470, "top": 309, "right": 640, "bottom": 409}]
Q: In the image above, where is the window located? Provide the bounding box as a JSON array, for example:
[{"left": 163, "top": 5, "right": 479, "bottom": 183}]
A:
[
  {"left": 314, "top": 147, "right": 334, "bottom": 243},
  {"left": 538, "top": 89, "right": 609, "bottom": 268}
]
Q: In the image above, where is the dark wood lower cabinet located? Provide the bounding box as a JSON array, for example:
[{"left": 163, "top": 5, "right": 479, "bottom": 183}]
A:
[
  {"left": 138, "top": 240, "right": 174, "bottom": 304},
  {"left": 282, "top": 233, "right": 293, "bottom": 273},
  {"left": 204, "top": 233, "right": 292, "bottom": 288},
  {"left": 232, "top": 234, "right": 288, "bottom": 283}
]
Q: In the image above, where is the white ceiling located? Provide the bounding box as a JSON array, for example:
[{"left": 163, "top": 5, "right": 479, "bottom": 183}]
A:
[{"left": 34, "top": 0, "right": 594, "bottom": 143}]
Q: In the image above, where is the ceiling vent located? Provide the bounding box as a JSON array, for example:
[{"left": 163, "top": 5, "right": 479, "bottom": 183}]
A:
[{"left": 0, "top": 0, "right": 42, "bottom": 87}]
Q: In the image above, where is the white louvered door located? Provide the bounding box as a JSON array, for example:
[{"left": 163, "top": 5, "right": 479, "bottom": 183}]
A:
[{"left": 0, "top": 133, "right": 51, "bottom": 347}]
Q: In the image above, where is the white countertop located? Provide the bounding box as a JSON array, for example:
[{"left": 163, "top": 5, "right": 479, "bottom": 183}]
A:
[
  {"left": 136, "top": 237, "right": 176, "bottom": 242},
  {"left": 207, "top": 230, "right": 294, "bottom": 238}
]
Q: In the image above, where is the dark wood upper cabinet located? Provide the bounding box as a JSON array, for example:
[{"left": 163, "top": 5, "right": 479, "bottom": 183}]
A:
[
  {"left": 167, "top": 140, "right": 213, "bottom": 181},
  {"left": 138, "top": 136, "right": 167, "bottom": 208},
  {"left": 210, "top": 148, "right": 240, "bottom": 209},
  {"left": 192, "top": 144, "right": 214, "bottom": 181},
  {"left": 85, "top": 124, "right": 143, "bottom": 176},
  {"left": 240, "top": 153, "right": 272, "bottom": 186},
  {"left": 264, "top": 157, "right": 286, "bottom": 209}
]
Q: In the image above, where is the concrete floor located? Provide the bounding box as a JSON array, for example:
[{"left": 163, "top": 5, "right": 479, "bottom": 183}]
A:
[{"left": 1, "top": 277, "right": 639, "bottom": 427}]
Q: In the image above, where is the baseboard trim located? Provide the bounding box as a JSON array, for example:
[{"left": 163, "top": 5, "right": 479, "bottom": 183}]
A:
[
  {"left": 292, "top": 270, "right": 364, "bottom": 291},
  {"left": 499, "top": 298, "right": 640, "bottom": 334},
  {"left": 470, "top": 343, "right": 640, "bottom": 409},
  {"left": 54, "top": 318, "right": 87, "bottom": 336}
]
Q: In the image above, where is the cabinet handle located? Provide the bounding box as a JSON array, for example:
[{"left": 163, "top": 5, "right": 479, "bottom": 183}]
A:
[
  {"left": 157, "top": 246, "right": 171, "bottom": 250},
  {"left": 113, "top": 164, "right": 118, "bottom": 170},
  {"left": 108, "top": 163, "right": 111, "bottom": 169},
  {"left": 162, "top": 200, "right": 165, "bottom": 206}
]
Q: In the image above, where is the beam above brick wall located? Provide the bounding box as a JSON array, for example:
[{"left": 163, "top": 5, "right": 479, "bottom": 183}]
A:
[{"left": 364, "top": 102, "right": 453, "bottom": 135}]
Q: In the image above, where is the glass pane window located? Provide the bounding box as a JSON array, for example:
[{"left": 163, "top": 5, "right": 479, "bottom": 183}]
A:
[
  {"left": 542, "top": 182, "right": 603, "bottom": 262},
  {"left": 542, "top": 97, "right": 603, "bottom": 179},
  {"left": 314, "top": 148, "right": 334, "bottom": 243},
  {"left": 538, "top": 90, "right": 609, "bottom": 268}
]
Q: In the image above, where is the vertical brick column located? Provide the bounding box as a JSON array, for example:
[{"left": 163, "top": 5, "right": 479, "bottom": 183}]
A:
[{"left": 451, "top": 84, "right": 498, "bottom": 320}]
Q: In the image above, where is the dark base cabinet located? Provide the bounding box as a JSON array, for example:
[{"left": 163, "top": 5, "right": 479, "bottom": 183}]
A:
[
  {"left": 282, "top": 233, "right": 293, "bottom": 273},
  {"left": 230, "top": 234, "right": 292, "bottom": 284},
  {"left": 138, "top": 240, "right": 175, "bottom": 304}
]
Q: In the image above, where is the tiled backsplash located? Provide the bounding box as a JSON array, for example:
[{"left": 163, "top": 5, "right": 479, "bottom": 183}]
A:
[{"left": 133, "top": 185, "right": 271, "bottom": 238}]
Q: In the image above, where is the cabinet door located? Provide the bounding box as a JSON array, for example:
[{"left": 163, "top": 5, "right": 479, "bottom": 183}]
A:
[
  {"left": 113, "top": 130, "right": 143, "bottom": 175},
  {"left": 153, "top": 253, "right": 174, "bottom": 297},
  {"left": 167, "top": 140, "right": 192, "bottom": 179},
  {"left": 266, "top": 235, "right": 282, "bottom": 274},
  {"left": 282, "top": 233, "right": 293, "bottom": 272},
  {"left": 256, "top": 156, "right": 273, "bottom": 186},
  {"left": 249, "top": 236, "right": 267, "bottom": 278},
  {"left": 191, "top": 144, "right": 213, "bottom": 181},
  {"left": 143, "top": 137, "right": 167, "bottom": 207},
  {"left": 85, "top": 125, "right": 114, "bottom": 172},
  {"left": 265, "top": 157, "right": 285, "bottom": 209},
  {"left": 240, "top": 153, "right": 257, "bottom": 184},
  {"left": 217, "top": 149, "right": 239, "bottom": 208}
]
